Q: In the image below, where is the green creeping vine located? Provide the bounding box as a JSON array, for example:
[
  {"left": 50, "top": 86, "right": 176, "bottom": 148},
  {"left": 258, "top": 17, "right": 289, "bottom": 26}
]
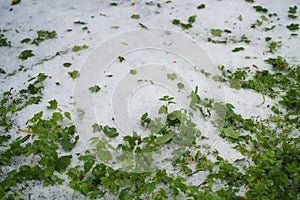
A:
[
  {"left": 0, "top": 73, "right": 78, "bottom": 199},
  {"left": 0, "top": 112, "right": 78, "bottom": 199},
  {"left": 208, "top": 56, "right": 300, "bottom": 199},
  {"left": 0, "top": 73, "right": 48, "bottom": 132},
  {"left": 0, "top": 57, "right": 299, "bottom": 199}
]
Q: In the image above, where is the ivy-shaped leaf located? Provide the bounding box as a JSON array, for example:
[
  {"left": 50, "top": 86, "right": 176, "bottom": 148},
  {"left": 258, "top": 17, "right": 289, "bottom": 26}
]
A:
[
  {"left": 222, "top": 127, "right": 239, "bottom": 139},
  {"left": 167, "top": 73, "right": 177, "bottom": 80},
  {"left": 47, "top": 99, "right": 58, "bottom": 110},
  {"left": 81, "top": 182, "right": 90, "bottom": 196},
  {"left": 156, "top": 132, "right": 175, "bottom": 145},
  {"left": 18, "top": 50, "right": 34, "bottom": 60},
  {"left": 54, "top": 155, "right": 72, "bottom": 172},
  {"left": 118, "top": 56, "right": 125, "bottom": 63},
  {"left": 177, "top": 82, "right": 184, "bottom": 89},
  {"left": 0, "top": 34, "right": 11, "bottom": 47},
  {"left": 61, "top": 138, "right": 73, "bottom": 152},
  {"left": 158, "top": 105, "right": 168, "bottom": 114},
  {"left": 197, "top": 4, "right": 205, "bottom": 9},
  {"left": 211, "top": 29, "right": 223, "bottom": 37},
  {"left": 232, "top": 47, "right": 245, "bottom": 52},
  {"left": 97, "top": 149, "right": 113, "bottom": 161},
  {"left": 64, "top": 112, "right": 71, "bottom": 120},
  {"left": 130, "top": 69, "right": 137, "bottom": 75},
  {"left": 68, "top": 70, "right": 80, "bottom": 79},
  {"left": 72, "top": 44, "right": 89, "bottom": 52},
  {"left": 103, "top": 125, "right": 119, "bottom": 138},
  {"left": 89, "top": 85, "right": 101, "bottom": 93},
  {"left": 92, "top": 123, "right": 103, "bottom": 133}
]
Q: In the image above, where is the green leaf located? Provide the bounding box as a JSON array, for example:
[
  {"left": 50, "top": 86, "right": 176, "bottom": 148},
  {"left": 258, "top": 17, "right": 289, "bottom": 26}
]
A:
[
  {"left": 30, "top": 111, "right": 43, "bottom": 123},
  {"left": 238, "top": 15, "right": 243, "bottom": 21},
  {"left": 131, "top": 14, "right": 140, "bottom": 19},
  {"left": 82, "top": 44, "right": 89, "bottom": 49},
  {"left": 36, "top": 73, "right": 48, "bottom": 83},
  {"left": 52, "top": 112, "right": 63, "bottom": 122},
  {"left": 31, "top": 30, "right": 57, "bottom": 46},
  {"left": 156, "top": 132, "right": 175, "bottom": 145},
  {"left": 167, "top": 110, "right": 182, "bottom": 122},
  {"left": 167, "top": 73, "right": 177, "bottom": 80},
  {"left": 54, "top": 155, "right": 72, "bottom": 172},
  {"left": 64, "top": 112, "right": 71, "bottom": 120},
  {"left": 172, "top": 19, "right": 180, "bottom": 25},
  {"left": 110, "top": 2, "right": 117, "bottom": 6},
  {"left": 141, "top": 112, "right": 148, "bottom": 120},
  {"left": 232, "top": 47, "right": 245, "bottom": 52},
  {"left": 98, "top": 149, "right": 113, "bottom": 161},
  {"left": 212, "top": 75, "right": 225, "bottom": 81},
  {"left": 265, "top": 36, "right": 272, "bottom": 42},
  {"left": 27, "top": 84, "right": 39, "bottom": 94},
  {"left": 189, "top": 87, "right": 200, "bottom": 108},
  {"left": 72, "top": 46, "right": 81, "bottom": 52},
  {"left": 68, "top": 70, "right": 80, "bottom": 79},
  {"left": 172, "top": 17, "right": 195, "bottom": 30},
  {"left": 0, "top": 34, "right": 12, "bottom": 47},
  {"left": 200, "top": 69, "right": 211, "bottom": 77},
  {"left": 18, "top": 50, "right": 34, "bottom": 60},
  {"left": 260, "top": 15, "right": 268, "bottom": 21},
  {"left": 177, "top": 82, "right": 184, "bottom": 89},
  {"left": 118, "top": 56, "right": 125, "bottom": 63},
  {"left": 180, "top": 23, "right": 192, "bottom": 30},
  {"left": 61, "top": 138, "right": 73, "bottom": 152},
  {"left": 269, "top": 115, "right": 281, "bottom": 122},
  {"left": 159, "top": 95, "right": 175, "bottom": 105},
  {"left": 214, "top": 102, "right": 227, "bottom": 118},
  {"left": 103, "top": 125, "right": 119, "bottom": 138},
  {"left": 207, "top": 37, "right": 227, "bottom": 44},
  {"left": 188, "top": 15, "right": 197, "bottom": 24},
  {"left": 72, "top": 44, "right": 89, "bottom": 52},
  {"left": 288, "top": 6, "right": 298, "bottom": 19},
  {"left": 130, "top": 69, "right": 137, "bottom": 75},
  {"left": 288, "top": 14, "right": 297, "bottom": 19},
  {"left": 222, "top": 127, "right": 239, "bottom": 139},
  {"left": 89, "top": 85, "right": 101, "bottom": 93},
  {"left": 141, "top": 112, "right": 151, "bottom": 126},
  {"left": 44, "top": 166, "right": 55, "bottom": 178},
  {"left": 92, "top": 123, "right": 103, "bottom": 132},
  {"left": 288, "top": 6, "right": 297, "bottom": 14},
  {"left": 81, "top": 182, "right": 90, "bottom": 196},
  {"left": 11, "top": 0, "right": 21, "bottom": 5},
  {"left": 253, "top": 5, "right": 268, "bottom": 13},
  {"left": 211, "top": 29, "right": 223, "bottom": 37},
  {"left": 63, "top": 63, "right": 72, "bottom": 68},
  {"left": 74, "top": 21, "right": 87, "bottom": 25},
  {"left": 138, "top": 23, "right": 148, "bottom": 29},
  {"left": 229, "top": 79, "right": 242, "bottom": 89},
  {"left": 80, "top": 155, "right": 95, "bottom": 172},
  {"left": 158, "top": 105, "right": 168, "bottom": 114},
  {"left": 265, "top": 56, "right": 289, "bottom": 71},
  {"left": 197, "top": 4, "right": 205, "bottom": 9},
  {"left": 0, "top": 68, "right": 6, "bottom": 74},
  {"left": 47, "top": 99, "right": 58, "bottom": 110},
  {"left": 286, "top": 23, "right": 299, "bottom": 31}
]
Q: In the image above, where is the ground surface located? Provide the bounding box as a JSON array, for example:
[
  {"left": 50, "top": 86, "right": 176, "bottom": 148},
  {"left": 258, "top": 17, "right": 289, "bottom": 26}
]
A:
[{"left": 0, "top": 0, "right": 299, "bottom": 199}]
